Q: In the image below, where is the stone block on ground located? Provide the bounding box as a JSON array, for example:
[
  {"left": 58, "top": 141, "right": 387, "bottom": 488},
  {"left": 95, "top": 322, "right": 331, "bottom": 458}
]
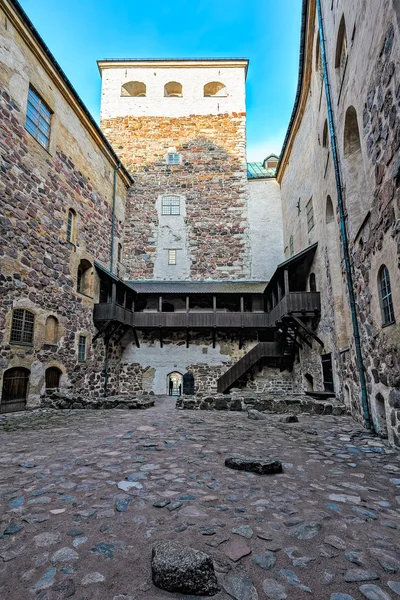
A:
[
  {"left": 225, "top": 455, "right": 283, "bottom": 475},
  {"left": 247, "top": 409, "right": 268, "bottom": 421},
  {"left": 151, "top": 541, "right": 219, "bottom": 596},
  {"left": 279, "top": 414, "right": 299, "bottom": 423}
]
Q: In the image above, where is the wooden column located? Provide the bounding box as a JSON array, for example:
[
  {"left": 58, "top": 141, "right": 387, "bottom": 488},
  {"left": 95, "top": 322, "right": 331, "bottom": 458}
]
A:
[
  {"left": 213, "top": 295, "right": 217, "bottom": 312},
  {"left": 159, "top": 296, "right": 163, "bottom": 312},
  {"left": 284, "top": 268, "right": 290, "bottom": 297},
  {"left": 186, "top": 296, "right": 190, "bottom": 312},
  {"left": 111, "top": 282, "right": 116, "bottom": 304},
  {"left": 240, "top": 296, "right": 244, "bottom": 312}
]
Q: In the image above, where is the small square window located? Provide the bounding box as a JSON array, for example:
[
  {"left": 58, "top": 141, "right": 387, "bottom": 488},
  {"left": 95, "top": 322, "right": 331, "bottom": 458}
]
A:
[
  {"left": 168, "top": 249, "right": 177, "bottom": 265},
  {"left": 168, "top": 153, "right": 180, "bottom": 165},
  {"left": 306, "top": 199, "right": 315, "bottom": 232},
  {"left": 25, "top": 87, "right": 51, "bottom": 150},
  {"left": 162, "top": 196, "right": 180, "bottom": 215},
  {"left": 78, "top": 335, "right": 87, "bottom": 362}
]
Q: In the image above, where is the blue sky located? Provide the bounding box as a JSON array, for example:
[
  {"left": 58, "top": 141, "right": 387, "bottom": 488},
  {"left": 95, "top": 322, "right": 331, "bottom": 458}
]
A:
[{"left": 19, "top": 0, "right": 302, "bottom": 161}]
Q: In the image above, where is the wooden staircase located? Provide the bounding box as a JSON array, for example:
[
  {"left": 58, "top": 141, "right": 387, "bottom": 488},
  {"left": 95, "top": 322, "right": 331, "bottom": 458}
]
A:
[{"left": 217, "top": 342, "right": 280, "bottom": 393}]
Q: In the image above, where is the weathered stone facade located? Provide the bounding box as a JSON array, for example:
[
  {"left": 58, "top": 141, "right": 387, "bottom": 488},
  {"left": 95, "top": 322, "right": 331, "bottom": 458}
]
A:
[
  {"left": 0, "top": 1, "right": 131, "bottom": 406},
  {"left": 277, "top": 0, "right": 400, "bottom": 445}
]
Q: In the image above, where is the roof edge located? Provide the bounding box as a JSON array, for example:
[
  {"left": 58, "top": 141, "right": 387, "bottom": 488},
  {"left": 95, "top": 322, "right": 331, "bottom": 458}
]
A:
[{"left": 97, "top": 58, "right": 249, "bottom": 79}]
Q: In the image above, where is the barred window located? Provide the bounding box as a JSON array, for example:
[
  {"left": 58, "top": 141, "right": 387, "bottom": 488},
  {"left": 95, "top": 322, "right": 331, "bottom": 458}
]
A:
[
  {"left": 25, "top": 87, "right": 51, "bottom": 150},
  {"left": 162, "top": 196, "right": 180, "bottom": 215},
  {"left": 168, "top": 153, "right": 180, "bottom": 165},
  {"left": 289, "top": 235, "right": 294, "bottom": 257},
  {"left": 78, "top": 335, "right": 87, "bottom": 362},
  {"left": 306, "top": 199, "right": 315, "bottom": 232},
  {"left": 378, "top": 266, "right": 395, "bottom": 326},
  {"left": 10, "top": 309, "right": 35, "bottom": 344},
  {"left": 168, "top": 249, "right": 177, "bottom": 265}
]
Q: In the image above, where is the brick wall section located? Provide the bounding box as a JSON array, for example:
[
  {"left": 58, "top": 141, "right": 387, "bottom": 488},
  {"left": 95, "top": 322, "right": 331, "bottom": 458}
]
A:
[{"left": 101, "top": 113, "right": 249, "bottom": 280}]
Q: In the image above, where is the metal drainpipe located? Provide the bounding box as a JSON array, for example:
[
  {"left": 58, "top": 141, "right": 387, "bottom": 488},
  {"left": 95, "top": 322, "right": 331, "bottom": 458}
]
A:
[
  {"left": 316, "top": 0, "right": 371, "bottom": 429},
  {"left": 110, "top": 162, "right": 122, "bottom": 274}
]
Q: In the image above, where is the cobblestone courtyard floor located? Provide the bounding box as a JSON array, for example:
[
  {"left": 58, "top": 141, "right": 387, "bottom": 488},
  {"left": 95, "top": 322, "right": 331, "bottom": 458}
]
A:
[{"left": 0, "top": 399, "right": 400, "bottom": 600}]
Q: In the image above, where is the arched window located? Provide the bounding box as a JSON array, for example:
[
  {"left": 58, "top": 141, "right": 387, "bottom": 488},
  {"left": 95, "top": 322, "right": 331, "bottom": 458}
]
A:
[
  {"left": 10, "top": 309, "right": 34, "bottom": 344},
  {"left": 45, "top": 316, "right": 59, "bottom": 344},
  {"left": 289, "top": 235, "right": 294, "bottom": 257},
  {"left": 203, "top": 82, "right": 227, "bottom": 97},
  {"left": 378, "top": 265, "right": 395, "bottom": 326},
  {"left": 162, "top": 195, "right": 180, "bottom": 215},
  {"left": 315, "top": 34, "right": 323, "bottom": 83},
  {"left": 326, "top": 195, "right": 334, "bottom": 224},
  {"left": 164, "top": 82, "right": 182, "bottom": 97},
  {"left": 121, "top": 81, "right": 146, "bottom": 97},
  {"left": 118, "top": 243, "right": 122, "bottom": 263},
  {"left": 77, "top": 259, "right": 93, "bottom": 296},
  {"left": 344, "top": 106, "right": 361, "bottom": 157},
  {"left": 335, "top": 15, "right": 348, "bottom": 82},
  {"left": 1, "top": 367, "right": 30, "bottom": 413},
  {"left": 309, "top": 273, "right": 317, "bottom": 292},
  {"left": 322, "top": 119, "right": 328, "bottom": 148},
  {"left": 45, "top": 367, "right": 62, "bottom": 391},
  {"left": 304, "top": 373, "right": 314, "bottom": 392},
  {"left": 67, "top": 209, "right": 76, "bottom": 243}
]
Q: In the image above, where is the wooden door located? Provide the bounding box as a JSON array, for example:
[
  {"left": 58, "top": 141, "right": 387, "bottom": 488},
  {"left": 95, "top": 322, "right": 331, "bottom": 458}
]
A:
[
  {"left": 45, "top": 367, "right": 61, "bottom": 391},
  {"left": 1, "top": 368, "right": 30, "bottom": 413}
]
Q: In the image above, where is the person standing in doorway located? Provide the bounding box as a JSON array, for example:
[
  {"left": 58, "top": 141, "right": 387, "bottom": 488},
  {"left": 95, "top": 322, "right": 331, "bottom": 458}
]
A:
[{"left": 169, "top": 378, "right": 173, "bottom": 396}]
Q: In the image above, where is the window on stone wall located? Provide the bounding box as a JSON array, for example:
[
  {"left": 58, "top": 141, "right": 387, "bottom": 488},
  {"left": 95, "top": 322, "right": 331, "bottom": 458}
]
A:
[
  {"left": 118, "top": 243, "right": 122, "bottom": 263},
  {"left": 10, "top": 309, "right": 35, "bottom": 345},
  {"left": 326, "top": 195, "right": 335, "bottom": 224},
  {"left": 168, "top": 153, "right": 180, "bottom": 165},
  {"left": 164, "top": 82, "right": 182, "bottom": 97},
  {"left": 378, "top": 265, "right": 395, "bottom": 326},
  {"left": 343, "top": 106, "right": 361, "bottom": 157},
  {"left": 335, "top": 15, "right": 348, "bottom": 84},
  {"left": 204, "top": 82, "right": 227, "bottom": 97},
  {"left": 315, "top": 34, "right": 323, "bottom": 83},
  {"left": 67, "top": 209, "right": 76, "bottom": 243},
  {"left": 322, "top": 119, "right": 328, "bottom": 148},
  {"left": 309, "top": 273, "right": 317, "bottom": 292},
  {"left": 45, "top": 316, "right": 59, "bottom": 344},
  {"left": 25, "top": 87, "right": 52, "bottom": 150},
  {"left": 77, "top": 259, "right": 93, "bottom": 296},
  {"left": 121, "top": 81, "right": 146, "bottom": 97},
  {"left": 289, "top": 235, "right": 294, "bottom": 257},
  {"left": 306, "top": 199, "right": 315, "bottom": 232},
  {"left": 78, "top": 335, "right": 87, "bottom": 362},
  {"left": 162, "top": 195, "right": 180, "bottom": 215},
  {"left": 168, "top": 249, "right": 177, "bottom": 265}
]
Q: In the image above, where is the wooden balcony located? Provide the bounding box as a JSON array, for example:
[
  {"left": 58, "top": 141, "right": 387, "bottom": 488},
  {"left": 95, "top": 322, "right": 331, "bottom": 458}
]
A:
[{"left": 93, "top": 292, "right": 320, "bottom": 330}]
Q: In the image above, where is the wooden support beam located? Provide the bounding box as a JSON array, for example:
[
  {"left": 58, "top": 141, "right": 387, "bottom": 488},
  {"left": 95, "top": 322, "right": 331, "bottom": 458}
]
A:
[
  {"left": 291, "top": 315, "right": 324, "bottom": 347},
  {"left": 186, "top": 296, "right": 190, "bottom": 312},
  {"left": 212, "top": 328, "right": 216, "bottom": 349},
  {"left": 239, "top": 330, "right": 243, "bottom": 350},
  {"left": 132, "top": 328, "right": 140, "bottom": 348},
  {"left": 159, "top": 327, "right": 163, "bottom": 348},
  {"left": 293, "top": 327, "right": 312, "bottom": 348},
  {"left": 114, "top": 326, "right": 128, "bottom": 346},
  {"left": 111, "top": 282, "right": 117, "bottom": 304},
  {"left": 92, "top": 320, "right": 111, "bottom": 343},
  {"left": 213, "top": 295, "right": 217, "bottom": 313},
  {"left": 159, "top": 296, "right": 163, "bottom": 312},
  {"left": 240, "top": 296, "right": 244, "bottom": 313},
  {"left": 186, "top": 328, "right": 190, "bottom": 348},
  {"left": 284, "top": 268, "right": 290, "bottom": 296},
  {"left": 286, "top": 330, "right": 302, "bottom": 349}
]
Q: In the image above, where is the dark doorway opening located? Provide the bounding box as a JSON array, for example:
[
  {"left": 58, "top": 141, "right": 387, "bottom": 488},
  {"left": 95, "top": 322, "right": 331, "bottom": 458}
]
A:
[
  {"left": 1, "top": 367, "right": 30, "bottom": 413},
  {"left": 45, "top": 367, "right": 62, "bottom": 391},
  {"left": 168, "top": 372, "right": 183, "bottom": 396},
  {"left": 322, "top": 353, "right": 334, "bottom": 392},
  {"left": 183, "top": 371, "right": 195, "bottom": 395}
]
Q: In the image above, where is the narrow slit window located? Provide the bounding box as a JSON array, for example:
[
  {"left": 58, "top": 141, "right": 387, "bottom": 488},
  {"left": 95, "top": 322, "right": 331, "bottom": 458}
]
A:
[
  {"left": 67, "top": 209, "right": 76, "bottom": 243},
  {"left": 162, "top": 196, "right": 180, "bottom": 215},
  {"left": 289, "top": 235, "right": 294, "bottom": 257},
  {"left": 78, "top": 335, "right": 87, "bottom": 362},
  {"left": 168, "top": 249, "right": 177, "bottom": 265},
  {"left": 306, "top": 199, "right": 315, "bottom": 232},
  {"left": 379, "top": 266, "right": 395, "bottom": 326},
  {"left": 25, "top": 87, "right": 51, "bottom": 150}
]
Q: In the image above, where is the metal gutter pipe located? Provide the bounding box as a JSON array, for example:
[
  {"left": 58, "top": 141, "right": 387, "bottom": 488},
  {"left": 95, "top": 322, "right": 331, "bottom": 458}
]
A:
[
  {"left": 110, "top": 163, "right": 121, "bottom": 274},
  {"left": 316, "top": 0, "right": 371, "bottom": 429}
]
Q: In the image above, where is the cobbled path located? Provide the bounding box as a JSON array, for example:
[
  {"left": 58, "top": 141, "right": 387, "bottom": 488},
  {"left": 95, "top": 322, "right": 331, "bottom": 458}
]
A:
[{"left": 0, "top": 398, "right": 400, "bottom": 600}]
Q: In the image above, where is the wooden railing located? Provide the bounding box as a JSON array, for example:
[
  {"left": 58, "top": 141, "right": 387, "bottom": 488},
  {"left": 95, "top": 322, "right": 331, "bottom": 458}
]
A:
[
  {"left": 217, "top": 342, "right": 280, "bottom": 393},
  {"left": 93, "top": 292, "right": 320, "bottom": 330}
]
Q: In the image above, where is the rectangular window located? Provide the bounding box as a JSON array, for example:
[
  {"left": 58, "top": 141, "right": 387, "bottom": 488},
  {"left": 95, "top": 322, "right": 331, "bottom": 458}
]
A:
[
  {"left": 78, "top": 335, "right": 87, "bottom": 362},
  {"left": 168, "top": 249, "right": 177, "bottom": 265},
  {"left": 306, "top": 199, "right": 315, "bottom": 232},
  {"left": 10, "top": 309, "right": 35, "bottom": 344},
  {"left": 168, "top": 153, "right": 180, "bottom": 165},
  {"left": 162, "top": 196, "right": 180, "bottom": 215},
  {"left": 25, "top": 87, "right": 51, "bottom": 150}
]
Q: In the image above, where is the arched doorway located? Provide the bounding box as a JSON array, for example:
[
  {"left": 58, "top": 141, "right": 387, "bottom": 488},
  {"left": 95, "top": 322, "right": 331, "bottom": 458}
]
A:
[
  {"left": 45, "top": 367, "right": 62, "bottom": 391},
  {"left": 167, "top": 372, "right": 183, "bottom": 396},
  {"left": 183, "top": 371, "right": 195, "bottom": 395},
  {"left": 1, "top": 367, "right": 30, "bottom": 413}
]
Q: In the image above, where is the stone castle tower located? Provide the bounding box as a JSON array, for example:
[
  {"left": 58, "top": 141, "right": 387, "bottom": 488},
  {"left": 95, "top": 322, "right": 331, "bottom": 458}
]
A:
[{"left": 98, "top": 59, "right": 252, "bottom": 281}]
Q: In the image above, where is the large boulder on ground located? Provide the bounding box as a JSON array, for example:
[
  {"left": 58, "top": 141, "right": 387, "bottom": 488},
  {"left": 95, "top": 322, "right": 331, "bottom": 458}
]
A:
[
  {"left": 152, "top": 541, "right": 219, "bottom": 596},
  {"left": 225, "top": 455, "right": 283, "bottom": 475},
  {"left": 247, "top": 409, "right": 268, "bottom": 421}
]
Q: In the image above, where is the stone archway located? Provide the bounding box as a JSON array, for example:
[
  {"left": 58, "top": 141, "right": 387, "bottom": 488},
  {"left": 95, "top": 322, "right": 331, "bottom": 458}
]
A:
[{"left": 167, "top": 372, "right": 183, "bottom": 396}]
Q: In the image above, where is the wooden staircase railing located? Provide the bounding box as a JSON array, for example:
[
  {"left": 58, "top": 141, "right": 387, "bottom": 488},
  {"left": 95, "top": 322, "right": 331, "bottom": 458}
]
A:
[{"left": 217, "top": 342, "right": 280, "bottom": 393}]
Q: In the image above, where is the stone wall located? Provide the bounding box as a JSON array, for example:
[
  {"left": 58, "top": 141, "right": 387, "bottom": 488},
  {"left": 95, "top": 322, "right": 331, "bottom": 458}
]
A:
[
  {"left": 0, "top": 5, "right": 129, "bottom": 408},
  {"left": 278, "top": 0, "right": 400, "bottom": 445}
]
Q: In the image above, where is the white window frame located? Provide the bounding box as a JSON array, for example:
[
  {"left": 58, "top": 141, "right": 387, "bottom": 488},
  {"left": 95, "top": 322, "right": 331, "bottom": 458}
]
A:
[
  {"left": 168, "top": 249, "right": 177, "bottom": 265},
  {"left": 162, "top": 196, "right": 180, "bottom": 216}
]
